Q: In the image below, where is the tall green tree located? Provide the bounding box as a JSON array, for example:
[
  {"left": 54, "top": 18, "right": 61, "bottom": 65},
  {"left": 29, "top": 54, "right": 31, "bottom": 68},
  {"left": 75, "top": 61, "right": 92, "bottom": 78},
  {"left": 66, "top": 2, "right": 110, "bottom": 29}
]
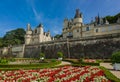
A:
[
  {"left": 105, "top": 13, "right": 120, "bottom": 24},
  {"left": 3, "top": 28, "right": 25, "bottom": 46}
]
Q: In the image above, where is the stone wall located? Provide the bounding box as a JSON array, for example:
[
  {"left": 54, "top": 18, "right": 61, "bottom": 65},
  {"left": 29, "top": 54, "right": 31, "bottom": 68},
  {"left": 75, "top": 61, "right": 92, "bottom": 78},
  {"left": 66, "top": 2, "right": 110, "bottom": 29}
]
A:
[{"left": 24, "top": 34, "right": 120, "bottom": 59}]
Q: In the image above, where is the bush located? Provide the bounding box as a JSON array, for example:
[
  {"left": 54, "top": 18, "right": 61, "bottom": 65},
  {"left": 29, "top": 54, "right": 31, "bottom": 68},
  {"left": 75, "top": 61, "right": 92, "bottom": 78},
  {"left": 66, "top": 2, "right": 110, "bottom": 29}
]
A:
[
  {"left": 0, "top": 59, "right": 8, "bottom": 64},
  {"left": 57, "top": 52, "right": 63, "bottom": 58},
  {"left": 40, "top": 53, "right": 45, "bottom": 58},
  {"left": 51, "top": 59, "right": 57, "bottom": 62},
  {"left": 111, "top": 51, "right": 120, "bottom": 63}
]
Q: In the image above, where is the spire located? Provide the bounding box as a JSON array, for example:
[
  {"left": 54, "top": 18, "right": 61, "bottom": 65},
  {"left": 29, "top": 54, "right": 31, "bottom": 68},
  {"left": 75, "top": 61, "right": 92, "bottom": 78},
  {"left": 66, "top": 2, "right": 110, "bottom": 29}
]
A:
[
  {"left": 74, "top": 9, "right": 81, "bottom": 18},
  {"left": 37, "top": 23, "right": 43, "bottom": 28},
  {"left": 27, "top": 23, "right": 32, "bottom": 31},
  {"left": 97, "top": 13, "right": 100, "bottom": 24}
]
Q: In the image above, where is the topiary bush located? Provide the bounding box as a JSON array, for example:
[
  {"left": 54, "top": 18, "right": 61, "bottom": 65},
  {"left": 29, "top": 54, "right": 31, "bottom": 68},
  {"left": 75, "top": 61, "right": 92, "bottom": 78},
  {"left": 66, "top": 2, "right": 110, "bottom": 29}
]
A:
[
  {"left": 57, "top": 52, "right": 63, "bottom": 58},
  {"left": 111, "top": 51, "right": 120, "bottom": 63},
  {"left": 40, "top": 53, "right": 45, "bottom": 58}
]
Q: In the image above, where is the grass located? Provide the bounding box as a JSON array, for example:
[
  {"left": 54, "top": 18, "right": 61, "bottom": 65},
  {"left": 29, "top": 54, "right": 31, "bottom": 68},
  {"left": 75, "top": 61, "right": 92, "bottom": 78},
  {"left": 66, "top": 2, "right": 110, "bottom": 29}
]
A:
[{"left": 99, "top": 66, "right": 120, "bottom": 82}]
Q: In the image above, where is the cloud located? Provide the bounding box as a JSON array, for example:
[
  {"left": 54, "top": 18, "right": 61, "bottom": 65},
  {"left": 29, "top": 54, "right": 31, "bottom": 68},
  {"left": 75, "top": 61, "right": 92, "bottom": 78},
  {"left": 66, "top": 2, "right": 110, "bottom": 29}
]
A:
[
  {"left": 26, "top": 0, "right": 43, "bottom": 23},
  {"left": 52, "top": 26, "right": 62, "bottom": 35},
  {"left": 25, "top": 0, "right": 62, "bottom": 36}
]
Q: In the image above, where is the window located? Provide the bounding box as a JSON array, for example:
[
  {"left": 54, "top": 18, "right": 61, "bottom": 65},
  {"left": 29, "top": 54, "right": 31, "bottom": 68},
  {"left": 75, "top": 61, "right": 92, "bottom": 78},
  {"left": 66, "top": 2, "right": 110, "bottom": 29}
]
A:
[
  {"left": 69, "top": 32, "right": 73, "bottom": 36},
  {"left": 96, "top": 29, "right": 98, "bottom": 33},
  {"left": 77, "top": 29, "right": 79, "bottom": 32},
  {"left": 35, "top": 29, "right": 37, "bottom": 33},
  {"left": 86, "top": 27, "right": 89, "bottom": 31}
]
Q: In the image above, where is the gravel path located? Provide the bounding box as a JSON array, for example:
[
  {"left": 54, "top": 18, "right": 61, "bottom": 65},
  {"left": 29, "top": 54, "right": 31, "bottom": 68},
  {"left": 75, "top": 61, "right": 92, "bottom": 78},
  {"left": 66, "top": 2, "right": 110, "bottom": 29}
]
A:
[
  {"left": 56, "top": 61, "right": 72, "bottom": 66},
  {"left": 100, "top": 63, "right": 120, "bottom": 79}
]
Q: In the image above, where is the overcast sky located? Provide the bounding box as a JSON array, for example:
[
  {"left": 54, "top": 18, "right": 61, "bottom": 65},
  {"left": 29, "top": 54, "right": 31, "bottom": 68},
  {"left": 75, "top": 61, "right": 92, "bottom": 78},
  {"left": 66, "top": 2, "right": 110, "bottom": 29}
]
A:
[{"left": 0, "top": 0, "right": 120, "bottom": 37}]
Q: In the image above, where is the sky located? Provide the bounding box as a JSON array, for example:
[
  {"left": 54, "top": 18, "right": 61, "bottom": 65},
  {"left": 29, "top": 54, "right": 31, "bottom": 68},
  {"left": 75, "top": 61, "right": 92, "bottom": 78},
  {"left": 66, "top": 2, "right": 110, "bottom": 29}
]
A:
[{"left": 0, "top": 0, "right": 120, "bottom": 37}]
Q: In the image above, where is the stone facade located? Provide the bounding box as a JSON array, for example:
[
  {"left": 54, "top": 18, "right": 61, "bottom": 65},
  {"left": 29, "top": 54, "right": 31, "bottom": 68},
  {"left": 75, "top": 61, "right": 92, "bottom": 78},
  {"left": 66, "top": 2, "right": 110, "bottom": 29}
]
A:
[
  {"left": 62, "top": 9, "right": 120, "bottom": 39},
  {"left": 25, "top": 23, "right": 53, "bottom": 45},
  {"left": 24, "top": 34, "right": 120, "bottom": 59}
]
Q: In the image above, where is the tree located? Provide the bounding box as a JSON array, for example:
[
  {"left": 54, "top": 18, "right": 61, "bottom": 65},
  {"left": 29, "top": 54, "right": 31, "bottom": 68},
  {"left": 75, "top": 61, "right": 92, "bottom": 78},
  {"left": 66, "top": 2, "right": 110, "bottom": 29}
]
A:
[
  {"left": 104, "top": 13, "right": 120, "bottom": 24},
  {"left": 54, "top": 34, "right": 62, "bottom": 39},
  {"left": 3, "top": 28, "right": 25, "bottom": 46},
  {"left": 111, "top": 51, "right": 120, "bottom": 63},
  {"left": 0, "top": 38, "right": 3, "bottom": 47}
]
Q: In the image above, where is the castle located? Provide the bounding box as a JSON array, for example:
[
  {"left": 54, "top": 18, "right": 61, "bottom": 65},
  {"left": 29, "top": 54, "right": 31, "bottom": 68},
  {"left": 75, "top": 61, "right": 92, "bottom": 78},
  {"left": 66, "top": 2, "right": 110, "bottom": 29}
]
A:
[
  {"left": 62, "top": 9, "right": 120, "bottom": 39},
  {"left": 0, "top": 9, "right": 120, "bottom": 58},
  {"left": 25, "top": 23, "right": 53, "bottom": 45}
]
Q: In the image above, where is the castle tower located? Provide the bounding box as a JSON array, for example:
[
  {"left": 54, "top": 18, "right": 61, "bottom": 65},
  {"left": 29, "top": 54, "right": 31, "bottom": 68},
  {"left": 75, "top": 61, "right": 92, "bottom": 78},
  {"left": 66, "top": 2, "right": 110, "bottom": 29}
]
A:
[
  {"left": 26, "top": 23, "right": 32, "bottom": 34},
  {"left": 25, "top": 23, "right": 32, "bottom": 45},
  {"left": 63, "top": 18, "right": 68, "bottom": 28},
  {"left": 73, "top": 9, "right": 83, "bottom": 27},
  {"left": 37, "top": 23, "right": 44, "bottom": 34},
  {"left": 47, "top": 30, "right": 50, "bottom": 36}
]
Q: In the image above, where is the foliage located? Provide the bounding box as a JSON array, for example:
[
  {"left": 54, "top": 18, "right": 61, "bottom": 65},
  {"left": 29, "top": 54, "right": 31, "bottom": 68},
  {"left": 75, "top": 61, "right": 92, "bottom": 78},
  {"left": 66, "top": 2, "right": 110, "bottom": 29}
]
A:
[
  {"left": 0, "top": 59, "right": 8, "bottom": 64},
  {"left": 40, "top": 53, "right": 45, "bottom": 58},
  {"left": 57, "top": 51, "right": 63, "bottom": 58},
  {"left": 0, "top": 38, "right": 3, "bottom": 47},
  {"left": 54, "top": 34, "right": 62, "bottom": 39},
  {"left": 79, "top": 58, "right": 83, "bottom": 63},
  {"left": 1, "top": 28, "right": 25, "bottom": 47},
  {"left": 99, "top": 66, "right": 120, "bottom": 82},
  {"left": 9, "top": 58, "right": 16, "bottom": 62},
  {"left": 81, "top": 62, "right": 100, "bottom": 66},
  {"left": 105, "top": 13, "right": 120, "bottom": 24},
  {"left": 51, "top": 59, "right": 57, "bottom": 62},
  {"left": 111, "top": 51, "right": 120, "bottom": 63}
]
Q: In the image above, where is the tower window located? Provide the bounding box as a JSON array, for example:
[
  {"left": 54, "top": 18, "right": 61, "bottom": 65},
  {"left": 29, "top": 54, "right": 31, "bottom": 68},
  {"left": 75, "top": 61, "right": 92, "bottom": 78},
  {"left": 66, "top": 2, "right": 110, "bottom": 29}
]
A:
[
  {"left": 96, "top": 29, "right": 98, "bottom": 33},
  {"left": 86, "top": 27, "right": 89, "bottom": 31}
]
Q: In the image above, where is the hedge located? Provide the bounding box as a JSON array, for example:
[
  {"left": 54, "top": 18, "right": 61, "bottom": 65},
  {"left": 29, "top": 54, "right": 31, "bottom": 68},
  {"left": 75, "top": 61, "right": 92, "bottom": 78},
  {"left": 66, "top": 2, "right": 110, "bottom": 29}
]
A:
[
  {"left": 81, "top": 62, "right": 100, "bottom": 66},
  {"left": 99, "top": 66, "right": 120, "bottom": 82},
  {"left": 0, "top": 61, "right": 61, "bottom": 71}
]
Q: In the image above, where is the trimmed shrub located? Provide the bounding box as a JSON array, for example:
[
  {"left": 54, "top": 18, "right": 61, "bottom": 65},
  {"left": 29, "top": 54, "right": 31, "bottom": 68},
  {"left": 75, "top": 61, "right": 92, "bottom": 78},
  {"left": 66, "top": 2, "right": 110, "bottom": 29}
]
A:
[
  {"left": 81, "top": 62, "right": 100, "bottom": 66},
  {"left": 111, "top": 51, "right": 120, "bottom": 63},
  {"left": 40, "top": 53, "right": 45, "bottom": 58},
  {"left": 57, "top": 52, "right": 63, "bottom": 58}
]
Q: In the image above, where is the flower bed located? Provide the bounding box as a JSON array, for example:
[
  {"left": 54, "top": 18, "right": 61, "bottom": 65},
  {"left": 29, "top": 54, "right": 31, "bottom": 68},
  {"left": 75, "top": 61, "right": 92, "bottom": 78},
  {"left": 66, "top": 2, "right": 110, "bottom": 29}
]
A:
[{"left": 0, "top": 66, "right": 111, "bottom": 82}]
